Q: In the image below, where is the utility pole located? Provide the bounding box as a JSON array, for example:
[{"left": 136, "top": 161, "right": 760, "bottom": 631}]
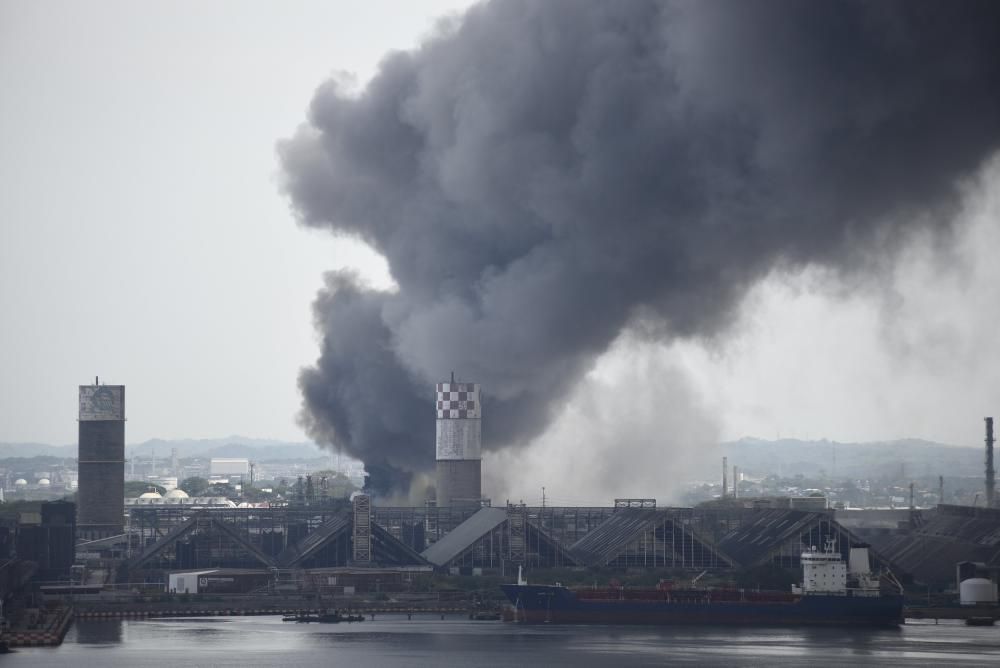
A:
[
  {"left": 722, "top": 457, "right": 728, "bottom": 498},
  {"left": 986, "top": 417, "right": 996, "bottom": 508}
]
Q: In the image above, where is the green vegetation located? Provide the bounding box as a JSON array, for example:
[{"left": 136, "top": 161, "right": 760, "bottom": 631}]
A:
[{"left": 179, "top": 476, "right": 211, "bottom": 496}]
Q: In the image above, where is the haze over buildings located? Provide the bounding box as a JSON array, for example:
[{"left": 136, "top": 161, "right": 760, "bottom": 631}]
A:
[{"left": 2, "top": 1, "right": 1000, "bottom": 507}]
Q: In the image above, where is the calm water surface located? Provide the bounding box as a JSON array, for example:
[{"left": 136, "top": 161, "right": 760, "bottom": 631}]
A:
[{"left": 7, "top": 615, "right": 1000, "bottom": 667}]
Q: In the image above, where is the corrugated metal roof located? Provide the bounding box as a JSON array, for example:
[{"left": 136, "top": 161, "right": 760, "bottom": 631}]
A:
[
  {"left": 570, "top": 509, "right": 661, "bottom": 566},
  {"left": 867, "top": 505, "right": 1000, "bottom": 585},
  {"left": 716, "top": 509, "right": 825, "bottom": 567},
  {"left": 277, "top": 513, "right": 351, "bottom": 567},
  {"left": 421, "top": 507, "right": 507, "bottom": 566},
  {"left": 568, "top": 509, "right": 735, "bottom": 568}
]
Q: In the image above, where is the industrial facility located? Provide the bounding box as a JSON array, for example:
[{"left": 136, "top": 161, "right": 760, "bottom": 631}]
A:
[
  {"left": 66, "top": 380, "right": 1000, "bottom": 592},
  {"left": 3, "top": 376, "right": 1000, "bottom": 643},
  {"left": 76, "top": 379, "right": 125, "bottom": 540},
  {"left": 435, "top": 375, "right": 482, "bottom": 507}
]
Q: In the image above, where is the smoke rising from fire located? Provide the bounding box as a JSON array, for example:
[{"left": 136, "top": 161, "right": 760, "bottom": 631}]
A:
[{"left": 279, "top": 0, "right": 1000, "bottom": 493}]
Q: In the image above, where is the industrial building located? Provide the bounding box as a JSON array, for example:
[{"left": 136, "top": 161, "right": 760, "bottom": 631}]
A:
[
  {"left": 125, "top": 494, "right": 428, "bottom": 579},
  {"left": 116, "top": 497, "right": 912, "bottom": 590},
  {"left": 209, "top": 458, "right": 250, "bottom": 479},
  {"left": 867, "top": 504, "right": 1000, "bottom": 588},
  {"left": 435, "top": 375, "right": 482, "bottom": 507},
  {"left": 77, "top": 380, "right": 125, "bottom": 540},
  {"left": 58, "top": 378, "right": 999, "bottom": 609}
]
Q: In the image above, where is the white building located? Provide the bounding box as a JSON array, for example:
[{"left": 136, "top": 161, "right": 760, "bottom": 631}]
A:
[{"left": 210, "top": 458, "right": 250, "bottom": 477}]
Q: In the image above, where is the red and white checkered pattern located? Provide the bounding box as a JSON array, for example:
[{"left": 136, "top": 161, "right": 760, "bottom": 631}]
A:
[{"left": 435, "top": 382, "right": 480, "bottom": 419}]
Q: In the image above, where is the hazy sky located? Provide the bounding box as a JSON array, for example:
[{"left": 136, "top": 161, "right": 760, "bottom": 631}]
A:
[
  {"left": 0, "top": 0, "right": 465, "bottom": 444},
  {"left": 2, "top": 0, "right": 998, "bottom": 476}
]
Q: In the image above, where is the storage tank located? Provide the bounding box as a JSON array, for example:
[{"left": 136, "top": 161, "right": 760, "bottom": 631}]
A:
[{"left": 959, "top": 578, "right": 998, "bottom": 606}]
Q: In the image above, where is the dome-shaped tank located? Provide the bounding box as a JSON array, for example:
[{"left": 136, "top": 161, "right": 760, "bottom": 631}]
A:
[
  {"left": 138, "top": 490, "right": 162, "bottom": 499},
  {"left": 164, "top": 489, "right": 189, "bottom": 499},
  {"left": 37, "top": 478, "right": 51, "bottom": 486},
  {"left": 959, "top": 578, "right": 998, "bottom": 606},
  {"left": 14, "top": 479, "right": 27, "bottom": 487}
]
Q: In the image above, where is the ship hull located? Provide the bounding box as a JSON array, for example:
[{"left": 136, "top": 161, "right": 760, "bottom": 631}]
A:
[{"left": 501, "top": 585, "right": 904, "bottom": 627}]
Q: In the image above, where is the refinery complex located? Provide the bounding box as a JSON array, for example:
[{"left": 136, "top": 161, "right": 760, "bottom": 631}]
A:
[{"left": 1, "top": 375, "right": 999, "bottom": 645}]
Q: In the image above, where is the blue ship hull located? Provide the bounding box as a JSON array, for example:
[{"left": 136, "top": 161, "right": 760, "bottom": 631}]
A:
[{"left": 500, "top": 584, "right": 904, "bottom": 627}]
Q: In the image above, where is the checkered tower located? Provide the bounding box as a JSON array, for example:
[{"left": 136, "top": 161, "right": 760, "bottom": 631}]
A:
[{"left": 435, "top": 375, "right": 482, "bottom": 507}]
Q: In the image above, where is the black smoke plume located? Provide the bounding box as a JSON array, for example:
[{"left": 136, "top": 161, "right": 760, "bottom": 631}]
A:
[{"left": 279, "top": 0, "right": 1000, "bottom": 494}]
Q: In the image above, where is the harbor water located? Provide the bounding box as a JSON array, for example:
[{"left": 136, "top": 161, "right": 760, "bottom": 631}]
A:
[{"left": 6, "top": 615, "right": 1000, "bottom": 667}]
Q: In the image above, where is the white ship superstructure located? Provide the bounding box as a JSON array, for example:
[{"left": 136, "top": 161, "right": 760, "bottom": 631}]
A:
[{"left": 793, "top": 539, "right": 881, "bottom": 597}]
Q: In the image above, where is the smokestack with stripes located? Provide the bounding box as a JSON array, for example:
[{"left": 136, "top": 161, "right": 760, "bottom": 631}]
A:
[{"left": 435, "top": 374, "right": 482, "bottom": 507}]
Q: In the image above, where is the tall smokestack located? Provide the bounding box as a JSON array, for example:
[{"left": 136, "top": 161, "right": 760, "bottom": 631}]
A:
[
  {"left": 722, "top": 456, "right": 728, "bottom": 498},
  {"left": 435, "top": 376, "right": 482, "bottom": 506},
  {"left": 77, "top": 379, "right": 125, "bottom": 540},
  {"left": 986, "top": 417, "right": 996, "bottom": 508},
  {"left": 939, "top": 475, "right": 945, "bottom": 507}
]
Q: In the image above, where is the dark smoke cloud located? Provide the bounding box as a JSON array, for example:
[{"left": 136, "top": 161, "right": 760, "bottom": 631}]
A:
[{"left": 279, "top": 0, "right": 1000, "bottom": 493}]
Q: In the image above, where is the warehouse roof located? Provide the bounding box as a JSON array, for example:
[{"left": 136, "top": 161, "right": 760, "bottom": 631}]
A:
[
  {"left": 570, "top": 509, "right": 662, "bottom": 566},
  {"left": 569, "top": 508, "right": 735, "bottom": 568},
  {"left": 421, "top": 507, "right": 507, "bottom": 567},
  {"left": 868, "top": 505, "right": 1000, "bottom": 586},
  {"left": 716, "top": 509, "right": 829, "bottom": 567}
]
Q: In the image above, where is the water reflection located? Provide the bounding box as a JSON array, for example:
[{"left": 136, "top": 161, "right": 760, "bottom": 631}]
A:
[
  {"left": 15, "top": 615, "right": 1000, "bottom": 668},
  {"left": 72, "top": 619, "right": 122, "bottom": 644}
]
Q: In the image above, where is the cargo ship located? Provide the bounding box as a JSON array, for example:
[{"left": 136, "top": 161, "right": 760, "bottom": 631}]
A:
[{"left": 501, "top": 540, "right": 903, "bottom": 627}]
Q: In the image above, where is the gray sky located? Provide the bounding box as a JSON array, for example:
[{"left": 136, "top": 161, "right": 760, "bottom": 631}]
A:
[
  {"left": 0, "top": 0, "right": 463, "bottom": 444},
  {"left": 2, "top": 0, "right": 998, "bottom": 479}
]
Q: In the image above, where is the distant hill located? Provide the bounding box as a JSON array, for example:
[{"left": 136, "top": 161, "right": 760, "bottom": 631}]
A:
[
  {"left": 2, "top": 435, "right": 984, "bottom": 477},
  {"left": 127, "top": 436, "right": 330, "bottom": 461},
  {"left": 0, "top": 436, "right": 338, "bottom": 463},
  {"left": 721, "top": 437, "right": 982, "bottom": 480},
  {"left": 0, "top": 442, "right": 76, "bottom": 458}
]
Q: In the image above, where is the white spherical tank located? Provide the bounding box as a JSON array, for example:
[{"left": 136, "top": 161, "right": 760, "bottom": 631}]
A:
[{"left": 959, "top": 578, "right": 998, "bottom": 606}]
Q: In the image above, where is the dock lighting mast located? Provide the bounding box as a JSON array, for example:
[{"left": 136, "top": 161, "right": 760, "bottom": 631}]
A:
[
  {"left": 986, "top": 417, "right": 996, "bottom": 508},
  {"left": 722, "top": 457, "right": 728, "bottom": 498}
]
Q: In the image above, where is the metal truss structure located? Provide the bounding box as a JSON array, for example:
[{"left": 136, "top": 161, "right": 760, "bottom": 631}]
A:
[
  {"left": 352, "top": 494, "right": 371, "bottom": 564},
  {"left": 570, "top": 509, "right": 734, "bottom": 569},
  {"left": 123, "top": 504, "right": 905, "bottom": 579}
]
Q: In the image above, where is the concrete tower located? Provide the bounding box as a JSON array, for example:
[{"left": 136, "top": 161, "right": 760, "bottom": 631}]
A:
[
  {"left": 435, "top": 375, "right": 482, "bottom": 507},
  {"left": 77, "top": 379, "right": 125, "bottom": 540}
]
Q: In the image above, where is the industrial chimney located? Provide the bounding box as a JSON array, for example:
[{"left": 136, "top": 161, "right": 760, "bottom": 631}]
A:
[
  {"left": 986, "top": 417, "right": 996, "bottom": 509},
  {"left": 435, "top": 374, "right": 482, "bottom": 507},
  {"left": 77, "top": 379, "right": 126, "bottom": 540}
]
